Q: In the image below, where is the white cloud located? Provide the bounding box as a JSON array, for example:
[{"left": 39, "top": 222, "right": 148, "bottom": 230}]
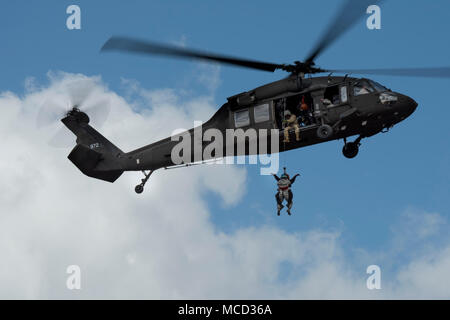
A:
[
  {"left": 394, "top": 247, "right": 450, "bottom": 299},
  {"left": 0, "top": 72, "right": 449, "bottom": 299},
  {"left": 195, "top": 63, "right": 221, "bottom": 93},
  {"left": 392, "top": 209, "right": 447, "bottom": 240}
]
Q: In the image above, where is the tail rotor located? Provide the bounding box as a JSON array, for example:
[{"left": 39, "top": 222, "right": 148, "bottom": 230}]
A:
[{"left": 36, "top": 81, "right": 110, "bottom": 148}]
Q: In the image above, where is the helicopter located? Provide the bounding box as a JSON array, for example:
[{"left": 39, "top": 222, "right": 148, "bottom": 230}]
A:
[{"left": 58, "top": 0, "right": 450, "bottom": 194}]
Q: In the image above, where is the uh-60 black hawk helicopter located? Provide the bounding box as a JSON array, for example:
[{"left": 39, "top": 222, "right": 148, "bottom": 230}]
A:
[{"left": 58, "top": 0, "right": 450, "bottom": 194}]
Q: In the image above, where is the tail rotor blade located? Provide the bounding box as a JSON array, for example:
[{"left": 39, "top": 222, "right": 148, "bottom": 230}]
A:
[
  {"left": 48, "top": 127, "right": 75, "bottom": 148},
  {"left": 36, "top": 80, "right": 112, "bottom": 148},
  {"left": 83, "top": 98, "right": 111, "bottom": 128},
  {"left": 36, "top": 99, "right": 67, "bottom": 129},
  {"left": 47, "top": 98, "right": 111, "bottom": 148},
  {"left": 67, "top": 79, "right": 96, "bottom": 107}
]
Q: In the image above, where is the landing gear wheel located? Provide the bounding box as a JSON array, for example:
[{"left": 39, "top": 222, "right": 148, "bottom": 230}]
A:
[
  {"left": 317, "top": 124, "right": 333, "bottom": 139},
  {"left": 135, "top": 185, "right": 144, "bottom": 194},
  {"left": 342, "top": 142, "right": 359, "bottom": 159}
]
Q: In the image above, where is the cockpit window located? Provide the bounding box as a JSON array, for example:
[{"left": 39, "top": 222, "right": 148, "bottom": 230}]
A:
[
  {"left": 369, "top": 80, "right": 388, "bottom": 92},
  {"left": 353, "top": 81, "right": 374, "bottom": 96}
]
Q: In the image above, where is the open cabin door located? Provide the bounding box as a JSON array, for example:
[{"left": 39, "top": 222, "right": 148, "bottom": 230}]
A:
[
  {"left": 321, "top": 83, "right": 353, "bottom": 124},
  {"left": 273, "top": 93, "right": 316, "bottom": 130}
]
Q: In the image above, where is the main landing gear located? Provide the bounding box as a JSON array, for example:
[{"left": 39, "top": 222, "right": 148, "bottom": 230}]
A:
[
  {"left": 342, "top": 136, "right": 362, "bottom": 159},
  {"left": 135, "top": 170, "right": 153, "bottom": 194}
]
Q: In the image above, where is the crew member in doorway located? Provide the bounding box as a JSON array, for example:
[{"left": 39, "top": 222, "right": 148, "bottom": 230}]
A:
[
  {"left": 298, "top": 95, "right": 314, "bottom": 126},
  {"left": 283, "top": 110, "right": 300, "bottom": 143}
]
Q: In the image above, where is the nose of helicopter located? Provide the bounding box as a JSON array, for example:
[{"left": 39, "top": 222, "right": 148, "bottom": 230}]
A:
[
  {"left": 404, "top": 96, "right": 418, "bottom": 116},
  {"left": 397, "top": 94, "right": 418, "bottom": 118}
]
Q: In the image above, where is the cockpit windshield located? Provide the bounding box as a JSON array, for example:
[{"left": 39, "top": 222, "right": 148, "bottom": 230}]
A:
[
  {"left": 368, "top": 80, "right": 388, "bottom": 92},
  {"left": 353, "top": 81, "right": 374, "bottom": 96}
]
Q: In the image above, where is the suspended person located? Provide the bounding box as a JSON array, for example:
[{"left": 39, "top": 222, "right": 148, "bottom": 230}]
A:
[{"left": 272, "top": 167, "right": 300, "bottom": 216}]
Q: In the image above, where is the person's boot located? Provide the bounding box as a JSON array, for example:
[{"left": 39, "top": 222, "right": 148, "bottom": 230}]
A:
[
  {"left": 295, "top": 132, "right": 300, "bottom": 141},
  {"left": 287, "top": 203, "right": 292, "bottom": 215},
  {"left": 277, "top": 204, "right": 284, "bottom": 216}
]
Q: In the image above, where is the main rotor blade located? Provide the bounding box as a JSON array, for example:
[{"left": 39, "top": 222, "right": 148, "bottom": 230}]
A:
[
  {"left": 330, "top": 67, "right": 450, "bottom": 78},
  {"left": 305, "top": 0, "right": 382, "bottom": 63},
  {"left": 101, "top": 36, "right": 282, "bottom": 72}
]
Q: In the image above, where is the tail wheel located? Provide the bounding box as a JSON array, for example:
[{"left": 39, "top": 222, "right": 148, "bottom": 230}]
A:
[
  {"left": 135, "top": 185, "right": 144, "bottom": 194},
  {"left": 134, "top": 170, "right": 153, "bottom": 194}
]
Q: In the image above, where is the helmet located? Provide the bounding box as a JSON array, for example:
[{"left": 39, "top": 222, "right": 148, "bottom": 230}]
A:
[
  {"left": 281, "top": 167, "right": 289, "bottom": 179},
  {"left": 284, "top": 110, "right": 291, "bottom": 117}
]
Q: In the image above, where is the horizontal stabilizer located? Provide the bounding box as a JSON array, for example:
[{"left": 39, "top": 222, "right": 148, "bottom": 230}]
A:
[{"left": 68, "top": 144, "right": 123, "bottom": 182}]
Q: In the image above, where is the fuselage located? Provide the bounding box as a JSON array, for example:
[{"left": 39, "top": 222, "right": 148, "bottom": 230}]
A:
[{"left": 120, "top": 75, "right": 418, "bottom": 171}]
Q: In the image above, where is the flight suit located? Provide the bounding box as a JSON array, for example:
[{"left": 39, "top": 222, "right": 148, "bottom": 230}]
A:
[{"left": 284, "top": 114, "right": 300, "bottom": 142}]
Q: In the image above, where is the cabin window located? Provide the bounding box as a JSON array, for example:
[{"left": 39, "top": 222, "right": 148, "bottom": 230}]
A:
[
  {"left": 353, "top": 81, "right": 374, "bottom": 96},
  {"left": 340, "top": 86, "right": 348, "bottom": 103},
  {"left": 254, "top": 103, "right": 270, "bottom": 123},
  {"left": 324, "top": 85, "right": 341, "bottom": 105},
  {"left": 234, "top": 109, "right": 250, "bottom": 128}
]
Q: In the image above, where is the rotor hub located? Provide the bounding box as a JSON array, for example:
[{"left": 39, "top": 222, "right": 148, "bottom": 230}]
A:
[{"left": 67, "top": 107, "right": 89, "bottom": 124}]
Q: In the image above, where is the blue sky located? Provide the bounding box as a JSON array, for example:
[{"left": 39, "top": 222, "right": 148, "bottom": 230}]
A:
[{"left": 1, "top": 1, "right": 449, "bottom": 297}]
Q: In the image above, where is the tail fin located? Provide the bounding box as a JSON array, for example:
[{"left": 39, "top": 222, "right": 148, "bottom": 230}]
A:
[{"left": 62, "top": 110, "right": 124, "bottom": 183}]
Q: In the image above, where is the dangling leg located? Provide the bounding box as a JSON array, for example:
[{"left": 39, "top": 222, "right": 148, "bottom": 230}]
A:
[
  {"left": 294, "top": 124, "right": 301, "bottom": 141},
  {"left": 286, "top": 190, "right": 294, "bottom": 215},
  {"left": 283, "top": 126, "right": 290, "bottom": 143},
  {"left": 275, "top": 192, "right": 284, "bottom": 216}
]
